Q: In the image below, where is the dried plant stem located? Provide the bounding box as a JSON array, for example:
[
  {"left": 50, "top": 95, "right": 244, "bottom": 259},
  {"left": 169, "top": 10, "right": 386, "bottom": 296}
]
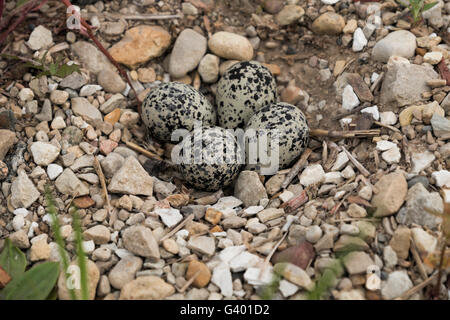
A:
[
  {"left": 93, "top": 156, "right": 111, "bottom": 215},
  {"left": 374, "top": 121, "right": 401, "bottom": 133},
  {"left": 159, "top": 214, "right": 194, "bottom": 244},
  {"left": 178, "top": 270, "right": 200, "bottom": 293},
  {"left": 394, "top": 273, "right": 438, "bottom": 300},
  {"left": 281, "top": 148, "right": 312, "bottom": 189},
  {"left": 310, "top": 129, "right": 380, "bottom": 139},
  {"left": 340, "top": 146, "right": 370, "bottom": 177},
  {"left": 125, "top": 141, "right": 162, "bottom": 160},
  {"left": 105, "top": 13, "right": 183, "bottom": 20},
  {"left": 410, "top": 238, "right": 428, "bottom": 280}
]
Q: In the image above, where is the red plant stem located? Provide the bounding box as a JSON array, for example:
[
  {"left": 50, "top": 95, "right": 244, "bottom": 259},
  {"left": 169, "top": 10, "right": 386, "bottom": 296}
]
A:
[
  {"left": 0, "top": 10, "right": 28, "bottom": 46},
  {"left": 60, "top": 0, "right": 142, "bottom": 114}
]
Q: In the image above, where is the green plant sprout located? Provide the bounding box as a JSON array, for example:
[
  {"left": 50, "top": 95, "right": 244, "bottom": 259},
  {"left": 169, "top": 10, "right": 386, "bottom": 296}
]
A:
[{"left": 397, "top": 0, "right": 438, "bottom": 25}]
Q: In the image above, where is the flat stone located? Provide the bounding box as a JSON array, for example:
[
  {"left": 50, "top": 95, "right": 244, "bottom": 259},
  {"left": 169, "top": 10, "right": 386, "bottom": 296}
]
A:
[
  {"left": 342, "top": 85, "right": 360, "bottom": 111},
  {"left": 234, "top": 171, "right": 267, "bottom": 207},
  {"left": 272, "top": 242, "right": 315, "bottom": 269},
  {"left": 97, "top": 69, "right": 126, "bottom": 94},
  {"left": 274, "top": 262, "right": 314, "bottom": 291},
  {"left": 58, "top": 260, "right": 99, "bottom": 300},
  {"left": 334, "top": 235, "right": 369, "bottom": 252},
  {"left": 30, "top": 141, "right": 60, "bottom": 166},
  {"left": 109, "top": 26, "right": 171, "bottom": 68},
  {"left": 211, "top": 262, "right": 233, "bottom": 297},
  {"left": 11, "top": 170, "right": 40, "bottom": 209},
  {"left": 380, "top": 63, "right": 439, "bottom": 107},
  {"left": 372, "top": 172, "right": 407, "bottom": 217},
  {"left": 169, "top": 29, "right": 207, "bottom": 78},
  {"left": 108, "top": 256, "right": 143, "bottom": 289},
  {"left": 187, "top": 236, "right": 215, "bottom": 257},
  {"left": 411, "top": 228, "right": 437, "bottom": 255},
  {"left": 299, "top": 164, "right": 325, "bottom": 187},
  {"left": 119, "top": 276, "right": 174, "bottom": 300},
  {"left": 346, "top": 73, "right": 374, "bottom": 102},
  {"left": 71, "top": 41, "right": 114, "bottom": 75},
  {"left": 208, "top": 31, "right": 253, "bottom": 60},
  {"left": 71, "top": 97, "right": 103, "bottom": 125},
  {"left": 108, "top": 156, "right": 153, "bottom": 196},
  {"left": 411, "top": 151, "right": 435, "bottom": 174},
  {"left": 0, "top": 129, "right": 16, "bottom": 161},
  {"left": 83, "top": 225, "right": 111, "bottom": 244},
  {"left": 275, "top": 5, "right": 305, "bottom": 26},
  {"left": 122, "top": 225, "right": 160, "bottom": 261},
  {"left": 381, "top": 270, "right": 413, "bottom": 300},
  {"left": 372, "top": 30, "right": 416, "bottom": 63},
  {"left": 257, "top": 208, "right": 284, "bottom": 223},
  {"left": 55, "top": 168, "right": 89, "bottom": 196},
  {"left": 430, "top": 114, "right": 450, "bottom": 138},
  {"left": 432, "top": 170, "right": 450, "bottom": 188},
  {"left": 27, "top": 25, "right": 53, "bottom": 50},
  {"left": 155, "top": 208, "right": 183, "bottom": 227},
  {"left": 396, "top": 182, "right": 442, "bottom": 229},
  {"left": 343, "top": 251, "right": 374, "bottom": 275}
]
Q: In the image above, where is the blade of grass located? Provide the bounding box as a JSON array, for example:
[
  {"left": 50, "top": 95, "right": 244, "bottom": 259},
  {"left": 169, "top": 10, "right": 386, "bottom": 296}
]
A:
[
  {"left": 72, "top": 208, "right": 89, "bottom": 300},
  {"left": 45, "top": 185, "right": 77, "bottom": 300}
]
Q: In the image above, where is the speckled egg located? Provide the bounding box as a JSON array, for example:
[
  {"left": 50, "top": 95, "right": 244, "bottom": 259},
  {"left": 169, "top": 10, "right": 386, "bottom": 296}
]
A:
[
  {"left": 245, "top": 102, "right": 309, "bottom": 169},
  {"left": 141, "top": 82, "right": 216, "bottom": 142},
  {"left": 173, "top": 126, "right": 243, "bottom": 191},
  {"left": 216, "top": 61, "right": 278, "bottom": 129}
]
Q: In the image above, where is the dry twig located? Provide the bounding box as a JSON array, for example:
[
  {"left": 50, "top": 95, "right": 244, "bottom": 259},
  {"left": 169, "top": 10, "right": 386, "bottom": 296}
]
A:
[
  {"left": 281, "top": 148, "right": 312, "bottom": 189},
  {"left": 340, "top": 146, "right": 370, "bottom": 177},
  {"left": 93, "top": 156, "right": 111, "bottom": 214}
]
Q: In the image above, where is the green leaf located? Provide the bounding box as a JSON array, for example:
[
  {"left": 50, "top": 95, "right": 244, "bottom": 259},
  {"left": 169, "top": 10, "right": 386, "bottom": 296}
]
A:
[
  {"left": 54, "top": 64, "right": 80, "bottom": 78},
  {"left": 16, "top": 0, "right": 31, "bottom": 9},
  {"left": 423, "top": 2, "right": 438, "bottom": 11},
  {"left": 2, "top": 262, "right": 60, "bottom": 300},
  {"left": 0, "top": 239, "right": 26, "bottom": 280}
]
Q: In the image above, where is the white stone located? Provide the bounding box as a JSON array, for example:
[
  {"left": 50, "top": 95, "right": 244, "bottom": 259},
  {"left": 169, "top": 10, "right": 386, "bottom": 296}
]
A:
[
  {"left": 380, "top": 111, "right": 397, "bottom": 125},
  {"left": 279, "top": 190, "right": 294, "bottom": 202},
  {"left": 423, "top": 52, "right": 443, "bottom": 65},
  {"left": 27, "top": 25, "right": 53, "bottom": 50},
  {"left": 80, "top": 85, "right": 103, "bottom": 96},
  {"left": 352, "top": 28, "right": 367, "bottom": 52},
  {"left": 372, "top": 30, "right": 416, "bottom": 63},
  {"left": 382, "top": 146, "right": 401, "bottom": 164},
  {"left": 324, "top": 171, "right": 343, "bottom": 184},
  {"left": 82, "top": 240, "right": 95, "bottom": 254},
  {"left": 155, "top": 208, "right": 182, "bottom": 228},
  {"left": 361, "top": 105, "right": 379, "bottom": 121},
  {"left": 383, "top": 245, "right": 398, "bottom": 268},
  {"left": 229, "top": 251, "right": 262, "bottom": 272},
  {"left": 244, "top": 267, "right": 274, "bottom": 287},
  {"left": 279, "top": 279, "right": 299, "bottom": 297},
  {"left": 342, "top": 85, "right": 360, "bottom": 111},
  {"left": 30, "top": 141, "right": 60, "bottom": 166},
  {"left": 212, "top": 196, "right": 243, "bottom": 210},
  {"left": 51, "top": 117, "right": 66, "bottom": 130},
  {"left": 381, "top": 270, "right": 413, "bottom": 300},
  {"left": 12, "top": 215, "right": 25, "bottom": 231},
  {"left": 371, "top": 72, "right": 379, "bottom": 83},
  {"left": 18, "top": 88, "right": 34, "bottom": 102},
  {"left": 432, "top": 170, "right": 450, "bottom": 188},
  {"left": 300, "top": 164, "right": 325, "bottom": 187},
  {"left": 411, "top": 228, "right": 437, "bottom": 254},
  {"left": 306, "top": 225, "right": 323, "bottom": 243},
  {"left": 13, "top": 208, "right": 29, "bottom": 216},
  {"left": 376, "top": 140, "right": 396, "bottom": 151},
  {"left": 321, "top": 0, "right": 340, "bottom": 3},
  {"left": 243, "top": 206, "right": 264, "bottom": 216},
  {"left": 411, "top": 151, "right": 435, "bottom": 174},
  {"left": 332, "top": 152, "right": 349, "bottom": 171},
  {"left": 211, "top": 262, "right": 233, "bottom": 298},
  {"left": 47, "top": 164, "right": 63, "bottom": 180},
  {"left": 341, "top": 165, "right": 355, "bottom": 179},
  {"left": 219, "top": 245, "right": 246, "bottom": 263}
]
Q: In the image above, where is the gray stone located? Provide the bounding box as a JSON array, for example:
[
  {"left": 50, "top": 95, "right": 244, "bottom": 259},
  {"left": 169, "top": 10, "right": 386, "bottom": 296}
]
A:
[
  {"left": 71, "top": 41, "right": 114, "bottom": 75},
  {"left": 169, "top": 29, "right": 207, "bottom": 78},
  {"left": 343, "top": 251, "right": 374, "bottom": 275},
  {"left": 97, "top": 69, "right": 126, "bottom": 94},
  {"left": 100, "top": 94, "right": 126, "bottom": 114},
  {"left": 100, "top": 152, "right": 125, "bottom": 178},
  {"left": 11, "top": 170, "right": 40, "bottom": 209},
  {"left": 59, "top": 72, "right": 87, "bottom": 90},
  {"left": 71, "top": 97, "right": 103, "bottom": 125},
  {"left": 381, "top": 270, "right": 413, "bottom": 300},
  {"left": 122, "top": 226, "right": 160, "bottom": 261},
  {"left": 55, "top": 168, "right": 89, "bottom": 196},
  {"left": 187, "top": 236, "right": 215, "bottom": 257},
  {"left": 380, "top": 63, "right": 439, "bottom": 107},
  {"left": 430, "top": 114, "right": 450, "bottom": 138},
  {"left": 198, "top": 54, "right": 220, "bottom": 83},
  {"left": 108, "top": 256, "right": 143, "bottom": 289},
  {"left": 83, "top": 225, "right": 111, "bottom": 244},
  {"left": 396, "top": 182, "right": 443, "bottom": 229},
  {"left": 27, "top": 25, "right": 53, "bottom": 50},
  {"left": 0, "top": 129, "right": 16, "bottom": 161},
  {"left": 234, "top": 171, "right": 267, "bottom": 207},
  {"left": 372, "top": 30, "right": 416, "bottom": 63},
  {"left": 108, "top": 156, "right": 153, "bottom": 196},
  {"left": 411, "top": 151, "right": 435, "bottom": 174}
]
